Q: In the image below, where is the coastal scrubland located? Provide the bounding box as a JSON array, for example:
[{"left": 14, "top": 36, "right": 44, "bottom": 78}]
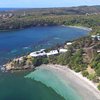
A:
[
  {"left": 0, "top": 14, "right": 100, "bottom": 35},
  {"left": 0, "top": 6, "right": 100, "bottom": 35}
]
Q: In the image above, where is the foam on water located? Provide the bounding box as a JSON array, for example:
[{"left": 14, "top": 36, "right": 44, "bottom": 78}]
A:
[
  {"left": 54, "top": 37, "right": 61, "bottom": 40},
  {"left": 10, "top": 49, "right": 18, "bottom": 53},
  {"left": 23, "top": 46, "right": 31, "bottom": 50},
  {"left": 25, "top": 66, "right": 82, "bottom": 100}
]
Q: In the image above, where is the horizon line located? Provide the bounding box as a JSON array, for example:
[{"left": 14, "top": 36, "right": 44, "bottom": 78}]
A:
[{"left": 0, "top": 4, "right": 100, "bottom": 9}]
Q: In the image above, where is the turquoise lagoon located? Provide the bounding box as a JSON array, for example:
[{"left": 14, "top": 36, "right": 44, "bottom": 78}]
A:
[
  {"left": 0, "top": 71, "right": 65, "bottom": 100},
  {"left": 25, "top": 66, "right": 82, "bottom": 100}
]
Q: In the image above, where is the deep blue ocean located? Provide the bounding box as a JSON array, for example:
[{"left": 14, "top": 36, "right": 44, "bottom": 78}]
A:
[{"left": 0, "top": 8, "right": 22, "bottom": 11}]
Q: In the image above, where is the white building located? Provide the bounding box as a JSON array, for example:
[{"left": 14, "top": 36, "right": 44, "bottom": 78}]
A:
[
  {"left": 66, "top": 42, "right": 72, "bottom": 46},
  {"left": 91, "top": 34, "right": 100, "bottom": 41},
  {"left": 97, "top": 50, "right": 100, "bottom": 53},
  {"left": 30, "top": 48, "right": 68, "bottom": 57},
  {"left": 47, "top": 50, "right": 59, "bottom": 56},
  {"left": 97, "top": 35, "right": 100, "bottom": 41},
  {"left": 30, "top": 49, "right": 46, "bottom": 57},
  {"left": 59, "top": 49, "right": 68, "bottom": 53},
  {"left": 91, "top": 35, "right": 96, "bottom": 38}
]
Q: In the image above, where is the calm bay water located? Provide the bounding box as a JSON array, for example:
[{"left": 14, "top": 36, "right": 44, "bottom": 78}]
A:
[
  {"left": 0, "top": 26, "right": 89, "bottom": 100},
  {"left": 0, "top": 26, "right": 89, "bottom": 64}
]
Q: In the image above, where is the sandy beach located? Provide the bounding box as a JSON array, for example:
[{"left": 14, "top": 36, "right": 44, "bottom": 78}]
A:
[
  {"left": 36, "top": 64, "right": 100, "bottom": 100},
  {"left": 67, "top": 25, "right": 92, "bottom": 31}
]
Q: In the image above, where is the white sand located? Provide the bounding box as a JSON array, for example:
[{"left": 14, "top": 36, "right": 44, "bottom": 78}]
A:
[
  {"left": 25, "top": 64, "right": 100, "bottom": 100},
  {"left": 67, "top": 26, "right": 92, "bottom": 31},
  {"left": 42, "top": 64, "right": 100, "bottom": 100}
]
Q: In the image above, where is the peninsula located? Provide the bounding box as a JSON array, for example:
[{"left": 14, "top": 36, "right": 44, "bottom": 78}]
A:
[{"left": 3, "top": 34, "right": 100, "bottom": 92}]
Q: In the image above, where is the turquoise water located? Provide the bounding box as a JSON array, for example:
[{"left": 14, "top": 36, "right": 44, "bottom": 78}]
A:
[
  {"left": 25, "top": 67, "right": 82, "bottom": 100},
  {"left": 0, "top": 71, "right": 65, "bottom": 100},
  {"left": 0, "top": 26, "right": 89, "bottom": 64},
  {"left": 0, "top": 26, "right": 89, "bottom": 100}
]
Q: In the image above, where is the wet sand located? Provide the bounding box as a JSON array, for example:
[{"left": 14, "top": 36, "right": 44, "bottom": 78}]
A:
[
  {"left": 39, "top": 64, "right": 100, "bottom": 100},
  {"left": 25, "top": 64, "right": 100, "bottom": 100},
  {"left": 44, "top": 65, "right": 100, "bottom": 100}
]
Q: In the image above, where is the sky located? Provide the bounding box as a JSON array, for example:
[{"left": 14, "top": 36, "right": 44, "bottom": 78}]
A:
[{"left": 0, "top": 0, "right": 100, "bottom": 8}]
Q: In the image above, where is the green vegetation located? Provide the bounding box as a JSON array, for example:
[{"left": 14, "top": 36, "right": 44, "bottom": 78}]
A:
[
  {"left": 87, "top": 73, "right": 96, "bottom": 80},
  {"left": 68, "top": 49, "right": 87, "bottom": 72},
  {"left": 82, "top": 70, "right": 89, "bottom": 77},
  {"left": 32, "top": 57, "right": 49, "bottom": 66},
  {"left": 91, "top": 54, "right": 100, "bottom": 76},
  {"left": 55, "top": 51, "right": 72, "bottom": 65},
  {"left": 0, "top": 7, "right": 100, "bottom": 35},
  {"left": 0, "top": 14, "right": 100, "bottom": 34},
  {"left": 98, "top": 84, "right": 100, "bottom": 90}
]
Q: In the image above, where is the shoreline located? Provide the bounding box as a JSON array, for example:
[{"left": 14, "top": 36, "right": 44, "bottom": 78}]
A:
[
  {"left": 34, "top": 64, "right": 100, "bottom": 100},
  {"left": 0, "top": 25, "right": 59, "bottom": 32},
  {"left": 0, "top": 25, "right": 92, "bottom": 32},
  {"left": 64, "top": 25, "right": 92, "bottom": 31}
]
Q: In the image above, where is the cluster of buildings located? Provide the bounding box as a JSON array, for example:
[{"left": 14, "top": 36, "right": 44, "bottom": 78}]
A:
[
  {"left": 91, "top": 34, "right": 100, "bottom": 54},
  {"left": 30, "top": 48, "right": 68, "bottom": 58},
  {"left": 2, "top": 42, "right": 72, "bottom": 71},
  {"left": 85, "top": 13, "right": 98, "bottom": 16},
  {"left": 91, "top": 34, "right": 100, "bottom": 41},
  {"left": 2, "top": 48, "right": 68, "bottom": 71},
  {"left": 0, "top": 13, "right": 14, "bottom": 19}
]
